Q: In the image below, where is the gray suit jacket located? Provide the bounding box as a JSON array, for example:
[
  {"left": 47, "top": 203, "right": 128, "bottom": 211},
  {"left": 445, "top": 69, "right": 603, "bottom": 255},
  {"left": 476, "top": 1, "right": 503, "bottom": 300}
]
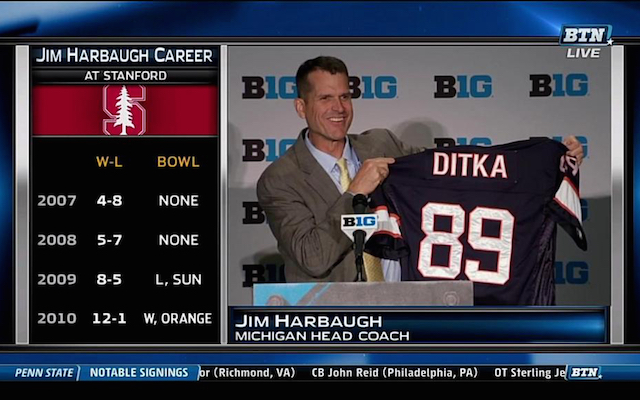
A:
[{"left": 257, "top": 128, "right": 421, "bottom": 282}]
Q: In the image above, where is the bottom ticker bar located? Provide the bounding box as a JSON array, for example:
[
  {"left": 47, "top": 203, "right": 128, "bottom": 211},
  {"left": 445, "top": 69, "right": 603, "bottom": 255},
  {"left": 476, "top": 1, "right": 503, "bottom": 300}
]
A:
[
  {"left": 0, "top": 365, "right": 568, "bottom": 381},
  {"left": 8, "top": 364, "right": 640, "bottom": 381}
]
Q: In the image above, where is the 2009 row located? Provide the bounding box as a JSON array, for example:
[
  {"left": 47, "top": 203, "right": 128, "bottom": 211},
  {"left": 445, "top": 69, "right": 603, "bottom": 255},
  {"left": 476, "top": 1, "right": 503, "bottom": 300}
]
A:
[{"left": 36, "top": 273, "right": 122, "bottom": 286}]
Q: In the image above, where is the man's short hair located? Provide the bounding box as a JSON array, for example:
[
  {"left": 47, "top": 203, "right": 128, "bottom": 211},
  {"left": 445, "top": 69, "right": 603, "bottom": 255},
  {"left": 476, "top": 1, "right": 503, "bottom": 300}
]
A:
[{"left": 296, "top": 56, "right": 349, "bottom": 99}]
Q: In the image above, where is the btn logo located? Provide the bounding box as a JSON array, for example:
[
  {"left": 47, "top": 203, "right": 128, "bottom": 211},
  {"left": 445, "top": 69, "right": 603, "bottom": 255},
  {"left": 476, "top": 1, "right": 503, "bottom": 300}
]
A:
[
  {"left": 243, "top": 138, "right": 296, "bottom": 162},
  {"left": 103, "top": 85, "right": 146, "bottom": 136},
  {"left": 560, "top": 25, "right": 612, "bottom": 46},
  {"left": 434, "top": 137, "right": 492, "bottom": 147},
  {"left": 243, "top": 264, "right": 285, "bottom": 287},
  {"left": 560, "top": 25, "right": 612, "bottom": 59},
  {"left": 242, "top": 75, "right": 397, "bottom": 99},
  {"left": 434, "top": 75, "right": 492, "bottom": 98},
  {"left": 555, "top": 261, "right": 589, "bottom": 285},
  {"left": 529, "top": 74, "right": 588, "bottom": 97},
  {"left": 567, "top": 366, "right": 602, "bottom": 380}
]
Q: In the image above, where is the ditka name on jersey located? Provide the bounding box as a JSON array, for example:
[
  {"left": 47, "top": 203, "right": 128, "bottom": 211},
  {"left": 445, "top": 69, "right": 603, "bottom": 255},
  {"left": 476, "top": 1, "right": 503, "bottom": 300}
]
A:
[
  {"left": 433, "top": 151, "right": 508, "bottom": 179},
  {"left": 235, "top": 314, "right": 383, "bottom": 328}
]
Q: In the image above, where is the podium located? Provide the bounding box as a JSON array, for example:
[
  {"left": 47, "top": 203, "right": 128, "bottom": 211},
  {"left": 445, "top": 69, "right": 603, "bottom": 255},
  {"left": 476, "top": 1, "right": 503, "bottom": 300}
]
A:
[{"left": 253, "top": 281, "right": 473, "bottom": 306}]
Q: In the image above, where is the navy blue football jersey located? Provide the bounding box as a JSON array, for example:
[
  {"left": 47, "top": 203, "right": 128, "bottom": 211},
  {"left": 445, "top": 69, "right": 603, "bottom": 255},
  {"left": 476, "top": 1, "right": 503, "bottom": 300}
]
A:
[{"left": 366, "top": 138, "right": 587, "bottom": 305}]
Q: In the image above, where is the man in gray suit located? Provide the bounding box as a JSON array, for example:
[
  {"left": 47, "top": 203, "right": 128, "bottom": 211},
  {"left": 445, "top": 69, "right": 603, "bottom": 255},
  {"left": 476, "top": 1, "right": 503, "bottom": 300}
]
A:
[{"left": 257, "top": 56, "right": 584, "bottom": 283}]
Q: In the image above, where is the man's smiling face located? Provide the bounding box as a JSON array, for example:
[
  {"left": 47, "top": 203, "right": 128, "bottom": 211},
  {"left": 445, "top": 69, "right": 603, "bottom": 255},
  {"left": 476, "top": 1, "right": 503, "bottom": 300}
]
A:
[{"left": 296, "top": 70, "right": 353, "bottom": 145}]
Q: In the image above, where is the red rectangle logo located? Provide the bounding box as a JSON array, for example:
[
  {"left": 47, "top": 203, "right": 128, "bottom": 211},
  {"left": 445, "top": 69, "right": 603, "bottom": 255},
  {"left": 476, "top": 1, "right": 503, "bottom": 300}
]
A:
[{"left": 33, "top": 85, "right": 218, "bottom": 136}]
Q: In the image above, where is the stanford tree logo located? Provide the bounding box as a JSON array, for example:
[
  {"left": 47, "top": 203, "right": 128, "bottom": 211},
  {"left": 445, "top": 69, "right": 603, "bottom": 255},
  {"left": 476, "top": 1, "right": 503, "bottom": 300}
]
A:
[{"left": 102, "top": 85, "right": 147, "bottom": 136}]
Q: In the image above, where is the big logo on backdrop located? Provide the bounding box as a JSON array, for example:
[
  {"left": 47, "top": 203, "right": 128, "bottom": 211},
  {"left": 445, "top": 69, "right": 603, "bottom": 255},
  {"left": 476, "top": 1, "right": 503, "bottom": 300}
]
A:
[
  {"left": 242, "top": 75, "right": 397, "bottom": 99},
  {"left": 243, "top": 138, "right": 296, "bottom": 162},
  {"left": 529, "top": 74, "right": 589, "bottom": 97},
  {"left": 434, "top": 75, "right": 492, "bottom": 98},
  {"left": 243, "top": 263, "right": 285, "bottom": 287},
  {"left": 556, "top": 261, "right": 589, "bottom": 285},
  {"left": 434, "top": 136, "right": 589, "bottom": 158}
]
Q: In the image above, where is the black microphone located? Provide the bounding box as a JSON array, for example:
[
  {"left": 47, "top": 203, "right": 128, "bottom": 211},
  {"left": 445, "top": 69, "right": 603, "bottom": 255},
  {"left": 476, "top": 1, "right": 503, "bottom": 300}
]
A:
[
  {"left": 352, "top": 194, "right": 368, "bottom": 282},
  {"left": 352, "top": 193, "right": 368, "bottom": 214}
]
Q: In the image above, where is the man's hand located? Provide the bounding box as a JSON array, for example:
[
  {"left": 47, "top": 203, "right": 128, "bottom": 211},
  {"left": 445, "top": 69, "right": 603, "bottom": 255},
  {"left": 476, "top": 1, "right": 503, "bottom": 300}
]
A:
[
  {"left": 348, "top": 157, "right": 395, "bottom": 196},
  {"left": 563, "top": 135, "right": 584, "bottom": 166}
]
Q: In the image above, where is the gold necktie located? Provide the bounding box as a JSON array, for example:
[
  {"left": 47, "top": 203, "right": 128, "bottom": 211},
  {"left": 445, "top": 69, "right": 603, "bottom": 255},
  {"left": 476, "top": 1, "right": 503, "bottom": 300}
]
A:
[{"left": 336, "top": 158, "right": 385, "bottom": 282}]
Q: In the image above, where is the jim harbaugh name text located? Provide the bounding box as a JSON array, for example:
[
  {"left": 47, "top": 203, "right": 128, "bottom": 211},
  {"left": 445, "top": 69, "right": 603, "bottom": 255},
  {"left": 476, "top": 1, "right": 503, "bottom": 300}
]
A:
[
  {"left": 236, "top": 314, "right": 383, "bottom": 329},
  {"left": 35, "top": 47, "right": 214, "bottom": 64}
]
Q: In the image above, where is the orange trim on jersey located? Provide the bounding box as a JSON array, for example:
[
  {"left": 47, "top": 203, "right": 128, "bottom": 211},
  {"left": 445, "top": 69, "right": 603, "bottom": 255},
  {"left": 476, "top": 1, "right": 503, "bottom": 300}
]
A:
[
  {"left": 374, "top": 205, "right": 402, "bottom": 226},
  {"left": 563, "top": 176, "right": 580, "bottom": 197},
  {"left": 390, "top": 213, "right": 401, "bottom": 226},
  {"left": 553, "top": 197, "right": 578, "bottom": 220},
  {"left": 372, "top": 230, "right": 403, "bottom": 239}
]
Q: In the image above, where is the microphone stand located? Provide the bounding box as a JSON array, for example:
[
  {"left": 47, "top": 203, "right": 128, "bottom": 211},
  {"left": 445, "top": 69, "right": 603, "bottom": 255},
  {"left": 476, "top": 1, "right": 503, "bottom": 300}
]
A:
[
  {"left": 352, "top": 194, "right": 368, "bottom": 282},
  {"left": 354, "top": 239, "right": 365, "bottom": 282}
]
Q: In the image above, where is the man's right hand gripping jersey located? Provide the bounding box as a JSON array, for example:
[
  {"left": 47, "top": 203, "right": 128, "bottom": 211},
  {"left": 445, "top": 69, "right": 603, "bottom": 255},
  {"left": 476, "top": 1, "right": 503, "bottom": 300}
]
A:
[{"left": 366, "top": 138, "right": 587, "bottom": 305}]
